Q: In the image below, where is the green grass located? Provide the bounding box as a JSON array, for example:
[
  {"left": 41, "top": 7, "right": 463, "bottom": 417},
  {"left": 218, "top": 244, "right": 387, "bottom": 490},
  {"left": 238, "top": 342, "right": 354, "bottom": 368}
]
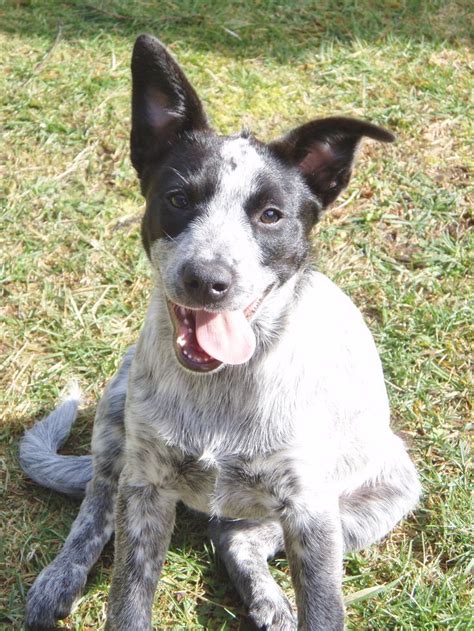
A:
[{"left": 1, "top": 1, "right": 472, "bottom": 628}]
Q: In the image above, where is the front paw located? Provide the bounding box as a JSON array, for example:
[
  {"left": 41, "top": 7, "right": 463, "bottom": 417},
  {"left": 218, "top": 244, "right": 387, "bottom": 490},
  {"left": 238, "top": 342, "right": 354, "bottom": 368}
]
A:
[
  {"left": 248, "top": 590, "right": 297, "bottom": 631},
  {"left": 26, "top": 561, "right": 87, "bottom": 630}
]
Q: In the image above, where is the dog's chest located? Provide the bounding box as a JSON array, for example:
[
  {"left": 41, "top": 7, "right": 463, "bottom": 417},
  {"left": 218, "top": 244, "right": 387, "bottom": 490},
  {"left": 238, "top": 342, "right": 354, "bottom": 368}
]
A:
[
  {"left": 127, "top": 366, "right": 304, "bottom": 517},
  {"left": 173, "top": 447, "right": 299, "bottom": 519},
  {"left": 132, "top": 357, "right": 301, "bottom": 457},
  {"left": 147, "top": 407, "right": 295, "bottom": 518}
]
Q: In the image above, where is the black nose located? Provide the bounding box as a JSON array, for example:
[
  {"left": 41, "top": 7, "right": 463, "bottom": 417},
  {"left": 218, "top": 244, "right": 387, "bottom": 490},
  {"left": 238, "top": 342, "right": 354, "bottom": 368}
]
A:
[{"left": 182, "top": 261, "right": 233, "bottom": 304}]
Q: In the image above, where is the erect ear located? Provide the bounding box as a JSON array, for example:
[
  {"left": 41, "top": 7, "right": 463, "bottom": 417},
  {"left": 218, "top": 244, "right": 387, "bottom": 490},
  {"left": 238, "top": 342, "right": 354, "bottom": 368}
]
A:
[
  {"left": 131, "top": 34, "right": 209, "bottom": 178},
  {"left": 269, "top": 117, "right": 395, "bottom": 212}
]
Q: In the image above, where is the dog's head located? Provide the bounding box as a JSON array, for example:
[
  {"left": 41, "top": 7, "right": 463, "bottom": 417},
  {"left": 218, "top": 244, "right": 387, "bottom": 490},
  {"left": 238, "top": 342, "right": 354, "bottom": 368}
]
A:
[{"left": 130, "top": 34, "right": 394, "bottom": 374}]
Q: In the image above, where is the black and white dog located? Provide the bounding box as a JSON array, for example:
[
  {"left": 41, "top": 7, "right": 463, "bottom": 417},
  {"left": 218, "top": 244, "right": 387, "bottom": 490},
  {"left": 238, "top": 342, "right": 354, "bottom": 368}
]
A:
[{"left": 21, "top": 34, "right": 420, "bottom": 631}]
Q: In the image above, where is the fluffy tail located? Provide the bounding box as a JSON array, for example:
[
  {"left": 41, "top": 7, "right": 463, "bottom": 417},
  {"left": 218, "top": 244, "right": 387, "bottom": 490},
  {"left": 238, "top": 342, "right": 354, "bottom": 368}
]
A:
[{"left": 19, "top": 382, "right": 93, "bottom": 497}]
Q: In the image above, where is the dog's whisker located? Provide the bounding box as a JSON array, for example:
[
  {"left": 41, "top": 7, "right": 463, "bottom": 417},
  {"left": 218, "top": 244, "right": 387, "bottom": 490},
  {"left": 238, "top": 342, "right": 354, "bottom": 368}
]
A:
[
  {"left": 165, "top": 166, "right": 191, "bottom": 186},
  {"left": 162, "top": 229, "right": 177, "bottom": 243}
]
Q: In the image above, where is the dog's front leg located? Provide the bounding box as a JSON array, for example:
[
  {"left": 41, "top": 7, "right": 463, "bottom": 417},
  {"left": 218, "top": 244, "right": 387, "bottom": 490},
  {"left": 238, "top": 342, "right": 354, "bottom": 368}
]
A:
[
  {"left": 281, "top": 498, "right": 344, "bottom": 631},
  {"left": 105, "top": 476, "right": 177, "bottom": 631},
  {"left": 26, "top": 476, "right": 117, "bottom": 630}
]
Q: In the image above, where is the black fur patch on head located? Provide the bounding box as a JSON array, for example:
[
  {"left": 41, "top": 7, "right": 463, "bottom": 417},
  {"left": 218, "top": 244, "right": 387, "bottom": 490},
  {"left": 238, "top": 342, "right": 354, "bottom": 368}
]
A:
[
  {"left": 141, "top": 131, "right": 223, "bottom": 254},
  {"left": 239, "top": 148, "right": 318, "bottom": 284}
]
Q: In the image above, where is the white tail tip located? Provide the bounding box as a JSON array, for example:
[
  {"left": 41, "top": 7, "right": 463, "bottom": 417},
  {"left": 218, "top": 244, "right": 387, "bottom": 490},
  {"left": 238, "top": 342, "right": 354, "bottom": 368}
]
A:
[{"left": 61, "top": 380, "right": 82, "bottom": 404}]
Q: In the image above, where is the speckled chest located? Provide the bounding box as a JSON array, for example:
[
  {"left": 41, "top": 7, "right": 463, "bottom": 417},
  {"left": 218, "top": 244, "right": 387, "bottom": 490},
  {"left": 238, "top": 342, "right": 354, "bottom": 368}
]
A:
[{"left": 165, "top": 443, "right": 298, "bottom": 520}]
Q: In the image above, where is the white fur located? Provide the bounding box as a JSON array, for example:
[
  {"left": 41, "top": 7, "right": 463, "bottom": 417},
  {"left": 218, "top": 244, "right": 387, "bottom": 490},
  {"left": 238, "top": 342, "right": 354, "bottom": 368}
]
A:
[{"left": 124, "top": 269, "right": 416, "bottom": 526}]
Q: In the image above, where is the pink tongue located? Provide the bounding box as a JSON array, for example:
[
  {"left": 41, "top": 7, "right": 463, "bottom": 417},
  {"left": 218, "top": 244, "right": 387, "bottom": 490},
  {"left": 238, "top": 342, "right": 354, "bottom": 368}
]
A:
[{"left": 195, "top": 310, "right": 256, "bottom": 365}]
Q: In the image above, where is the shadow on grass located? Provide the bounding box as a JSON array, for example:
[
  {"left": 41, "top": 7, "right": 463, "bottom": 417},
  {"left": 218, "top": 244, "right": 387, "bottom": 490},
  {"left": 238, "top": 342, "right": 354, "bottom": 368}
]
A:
[{"left": 2, "top": 0, "right": 471, "bottom": 62}]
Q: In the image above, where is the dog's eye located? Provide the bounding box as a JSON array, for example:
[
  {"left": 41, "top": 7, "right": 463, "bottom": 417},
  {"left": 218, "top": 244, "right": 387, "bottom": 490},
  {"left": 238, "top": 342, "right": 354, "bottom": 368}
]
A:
[
  {"left": 260, "top": 208, "right": 282, "bottom": 224},
  {"left": 167, "top": 191, "right": 189, "bottom": 209}
]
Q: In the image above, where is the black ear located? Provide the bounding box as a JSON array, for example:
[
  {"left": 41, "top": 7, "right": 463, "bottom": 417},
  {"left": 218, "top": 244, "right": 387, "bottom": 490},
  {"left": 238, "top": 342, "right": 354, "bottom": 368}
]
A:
[
  {"left": 269, "top": 117, "right": 395, "bottom": 211},
  {"left": 131, "top": 34, "right": 209, "bottom": 177}
]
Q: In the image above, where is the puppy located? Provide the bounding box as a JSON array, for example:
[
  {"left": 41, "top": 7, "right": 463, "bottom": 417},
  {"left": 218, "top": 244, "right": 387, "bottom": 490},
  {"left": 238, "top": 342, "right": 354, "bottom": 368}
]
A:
[{"left": 21, "top": 34, "right": 420, "bottom": 631}]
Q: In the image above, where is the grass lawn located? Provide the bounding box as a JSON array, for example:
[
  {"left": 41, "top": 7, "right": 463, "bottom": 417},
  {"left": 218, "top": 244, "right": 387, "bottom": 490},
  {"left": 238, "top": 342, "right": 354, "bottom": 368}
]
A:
[{"left": 1, "top": 1, "right": 472, "bottom": 629}]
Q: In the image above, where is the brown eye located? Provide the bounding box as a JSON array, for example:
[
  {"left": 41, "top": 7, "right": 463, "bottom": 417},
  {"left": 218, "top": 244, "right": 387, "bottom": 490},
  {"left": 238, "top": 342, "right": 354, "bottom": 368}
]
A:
[
  {"left": 260, "top": 208, "right": 282, "bottom": 224},
  {"left": 167, "top": 191, "right": 189, "bottom": 209}
]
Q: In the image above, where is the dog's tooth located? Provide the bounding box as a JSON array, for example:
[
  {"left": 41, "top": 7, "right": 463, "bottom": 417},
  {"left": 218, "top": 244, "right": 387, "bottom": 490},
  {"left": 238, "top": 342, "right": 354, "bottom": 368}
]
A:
[
  {"left": 179, "top": 307, "right": 187, "bottom": 318},
  {"left": 184, "top": 318, "right": 190, "bottom": 325},
  {"left": 188, "top": 327, "right": 193, "bottom": 334},
  {"left": 177, "top": 335, "right": 186, "bottom": 347}
]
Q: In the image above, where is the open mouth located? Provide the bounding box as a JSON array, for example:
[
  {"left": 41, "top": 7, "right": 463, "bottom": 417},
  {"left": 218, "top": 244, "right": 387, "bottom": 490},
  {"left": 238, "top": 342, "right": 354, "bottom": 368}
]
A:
[{"left": 167, "top": 289, "right": 271, "bottom": 373}]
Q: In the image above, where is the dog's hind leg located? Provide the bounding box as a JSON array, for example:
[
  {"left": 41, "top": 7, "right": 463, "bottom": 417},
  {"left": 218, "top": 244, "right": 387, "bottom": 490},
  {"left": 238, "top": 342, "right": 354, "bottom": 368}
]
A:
[
  {"left": 210, "top": 518, "right": 296, "bottom": 631},
  {"left": 340, "top": 444, "right": 421, "bottom": 553},
  {"left": 25, "top": 350, "right": 133, "bottom": 630}
]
